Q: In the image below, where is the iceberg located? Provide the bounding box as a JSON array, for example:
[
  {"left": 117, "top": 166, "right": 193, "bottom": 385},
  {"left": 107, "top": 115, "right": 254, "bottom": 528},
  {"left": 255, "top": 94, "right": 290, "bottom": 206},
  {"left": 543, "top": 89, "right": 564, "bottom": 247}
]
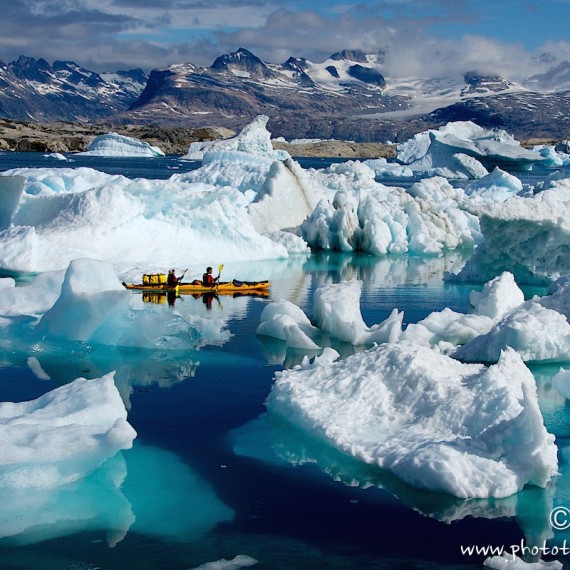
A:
[
  {"left": 402, "top": 271, "right": 525, "bottom": 352},
  {"left": 0, "top": 258, "right": 232, "bottom": 354},
  {"left": 232, "top": 413, "right": 555, "bottom": 548},
  {"left": 312, "top": 280, "right": 403, "bottom": 345},
  {"left": 266, "top": 343, "right": 558, "bottom": 499},
  {"left": 0, "top": 166, "right": 287, "bottom": 273},
  {"left": 257, "top": 280, "right": 402, "bottom": 349},
  {"left": 301, "top": 174, "right": 481, "bottom": 255},
  {"left": 464, "top": 167, "right": 524, "bottom": 203},
  {"left": 257, "top": 299, "right": 320, "bottom": 350},
  {"left": 397, "top": 121, "right": 546, "bottom": 177},
  {"left": 450, "top": 178, "right": 570, "bottom": 284},
  {"left": 184, "top": 115, "right": 289, "bottom": 162},
  {"left": 454, "top": 273, "right": 570, "bottom": 363},
  {"left": 79, "top": 132, "right": 165, "bottom": 157},
  {"left": 0, "top": 372, "right": 136, "bottom": 490}
]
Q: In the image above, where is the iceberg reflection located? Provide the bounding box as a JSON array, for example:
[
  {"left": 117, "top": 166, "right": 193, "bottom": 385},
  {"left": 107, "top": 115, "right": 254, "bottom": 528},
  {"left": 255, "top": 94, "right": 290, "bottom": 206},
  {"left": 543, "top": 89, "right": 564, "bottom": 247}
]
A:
[
  {"left": 231, "top": 413, "right": 554, "bottom": 549},
  {"left": 0, "top": 442, "right": 233, "bottom": 546}
]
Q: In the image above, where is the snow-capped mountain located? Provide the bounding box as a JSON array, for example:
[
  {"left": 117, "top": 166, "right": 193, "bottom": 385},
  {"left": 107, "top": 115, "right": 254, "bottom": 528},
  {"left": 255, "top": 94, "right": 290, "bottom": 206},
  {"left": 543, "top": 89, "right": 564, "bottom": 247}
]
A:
[
  {"left": 123, "top": 47, "right": 555, "bottom": 140},
  {"left": 0, "top": 56, "right": 147, "bottom": 122},
  {"left": 126, "top": 47, "right": 405, "bottom": 128},
  {"left": 1, "top": 48, "right": 569, "bottom": 142}
]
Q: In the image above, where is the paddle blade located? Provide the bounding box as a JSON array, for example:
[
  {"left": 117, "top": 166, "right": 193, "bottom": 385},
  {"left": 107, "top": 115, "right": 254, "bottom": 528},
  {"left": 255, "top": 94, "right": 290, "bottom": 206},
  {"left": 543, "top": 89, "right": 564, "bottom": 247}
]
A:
[{"left": 218, "top": 264, "right": 224, "bottom": 273}]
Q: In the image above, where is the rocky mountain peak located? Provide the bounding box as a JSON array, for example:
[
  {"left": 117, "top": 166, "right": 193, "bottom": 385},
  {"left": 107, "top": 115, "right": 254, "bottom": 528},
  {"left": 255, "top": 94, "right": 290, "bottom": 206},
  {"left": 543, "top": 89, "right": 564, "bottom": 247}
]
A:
[
  {"left": 211, "top": 47, "right": 274, "bottom": 79},
  {"left": 462, "top": 71, "right": 514, "bottom": 95},
  {"left": 330, "top": 49, "right": 368, "bottom": 63}
]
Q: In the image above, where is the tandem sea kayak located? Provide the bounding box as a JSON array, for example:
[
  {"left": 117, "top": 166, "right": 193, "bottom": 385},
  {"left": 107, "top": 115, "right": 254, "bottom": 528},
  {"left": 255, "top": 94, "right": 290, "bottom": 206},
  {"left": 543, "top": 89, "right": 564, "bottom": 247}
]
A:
[{"left": 122, "top": 279, "right": 270, "bottom": 295}]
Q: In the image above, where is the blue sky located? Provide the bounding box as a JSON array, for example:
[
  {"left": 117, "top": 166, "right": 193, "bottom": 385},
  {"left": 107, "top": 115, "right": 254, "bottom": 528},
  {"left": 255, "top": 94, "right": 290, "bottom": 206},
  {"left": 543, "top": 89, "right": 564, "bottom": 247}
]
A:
[{"left": 0, "top": 0, "right": 569, "bottom": 79}]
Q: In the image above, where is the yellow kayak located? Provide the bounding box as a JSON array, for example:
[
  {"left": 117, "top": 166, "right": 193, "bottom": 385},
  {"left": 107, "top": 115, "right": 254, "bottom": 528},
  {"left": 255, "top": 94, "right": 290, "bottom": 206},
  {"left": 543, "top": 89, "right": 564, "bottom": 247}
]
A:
[{"left": 122, "top": 279, "right": 270, "bottom": 295}]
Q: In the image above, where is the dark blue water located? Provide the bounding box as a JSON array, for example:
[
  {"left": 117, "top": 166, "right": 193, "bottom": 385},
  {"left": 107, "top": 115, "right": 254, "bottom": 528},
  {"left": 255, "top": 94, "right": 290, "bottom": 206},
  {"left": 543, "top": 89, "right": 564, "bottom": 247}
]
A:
[{"left": 0, "top": 154, "right": 569, "bottom": 569}]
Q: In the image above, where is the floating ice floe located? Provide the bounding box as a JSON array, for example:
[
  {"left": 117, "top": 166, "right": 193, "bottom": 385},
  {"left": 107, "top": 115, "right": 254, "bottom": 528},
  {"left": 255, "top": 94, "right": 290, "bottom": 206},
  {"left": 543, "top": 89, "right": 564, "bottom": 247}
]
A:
[
  {"left": 79, "top": 132, "right": 165, "bottom": 157},
  {"left": 257, "top": 280, "right": 402, "bottom": 349},
  {"left": 44, "top": 152, "right": 67, "bottom": 161},
  {"left": 454, "top": 273, "right": 570, "bottom": 363},
  {"left": 0, "top": 372, "right": 136, "bottom": 490},
  {"left": 402, "top": 271, "right": 524, "bottom": 352},
  {"left": 450, "top": 176, "right": 570, "bottom": 284},
  {"left": 396, "top": 121, "right": 545, "bottom": 178},
  {"left": 266, "top": 343, "right": 558, "bottom": 499}
]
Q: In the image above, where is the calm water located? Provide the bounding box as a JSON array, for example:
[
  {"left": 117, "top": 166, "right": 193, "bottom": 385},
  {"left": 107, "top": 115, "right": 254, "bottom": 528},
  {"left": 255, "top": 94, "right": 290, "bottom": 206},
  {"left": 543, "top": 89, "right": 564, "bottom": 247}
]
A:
[{"left": 0, "top": 154, "right": 570, "bottom": 569}]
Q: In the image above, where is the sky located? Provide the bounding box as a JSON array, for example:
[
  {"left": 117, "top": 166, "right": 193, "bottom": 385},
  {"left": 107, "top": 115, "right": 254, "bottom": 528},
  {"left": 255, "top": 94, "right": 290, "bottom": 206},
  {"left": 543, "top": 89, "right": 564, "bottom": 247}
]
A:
[{"left": 0, "top": 0, "right": 569, "bottom": 80}]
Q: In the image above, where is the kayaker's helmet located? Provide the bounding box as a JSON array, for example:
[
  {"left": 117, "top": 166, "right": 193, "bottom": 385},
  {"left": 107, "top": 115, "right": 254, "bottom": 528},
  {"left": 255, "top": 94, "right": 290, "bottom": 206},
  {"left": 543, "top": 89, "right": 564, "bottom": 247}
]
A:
[{"left": 207, "top": 266, "right": 212, "bottom": 272}]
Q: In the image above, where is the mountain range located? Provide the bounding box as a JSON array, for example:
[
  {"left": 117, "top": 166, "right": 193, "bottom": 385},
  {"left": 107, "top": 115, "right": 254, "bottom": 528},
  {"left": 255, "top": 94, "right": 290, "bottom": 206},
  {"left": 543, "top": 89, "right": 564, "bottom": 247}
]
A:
[
  {"left": 1, "top": 49, "right": 569, "bottom": 142},
  {"left": 0, "top": 56, "right": 147, "bottom": 123}
]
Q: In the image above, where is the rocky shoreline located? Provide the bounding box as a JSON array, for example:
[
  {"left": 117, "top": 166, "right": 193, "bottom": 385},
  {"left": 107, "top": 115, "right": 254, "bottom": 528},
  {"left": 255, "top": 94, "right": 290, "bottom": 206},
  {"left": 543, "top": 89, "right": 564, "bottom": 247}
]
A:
[
  {"left": 0, "top": 119, "right": 398, "bottom": 158},
  {"left": 0, "top": 119, "right": 561, "bottom": 158}
]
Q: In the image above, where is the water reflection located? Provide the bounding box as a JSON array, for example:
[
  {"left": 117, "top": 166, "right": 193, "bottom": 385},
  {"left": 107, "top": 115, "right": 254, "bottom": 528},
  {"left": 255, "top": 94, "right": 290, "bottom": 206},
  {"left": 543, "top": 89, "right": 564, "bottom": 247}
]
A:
[
  {"left": 231, "top": 413, "right": 555, "bottom": 550},
  {"left": 0, "top": 442, "right": 234, "bottom": 547}
]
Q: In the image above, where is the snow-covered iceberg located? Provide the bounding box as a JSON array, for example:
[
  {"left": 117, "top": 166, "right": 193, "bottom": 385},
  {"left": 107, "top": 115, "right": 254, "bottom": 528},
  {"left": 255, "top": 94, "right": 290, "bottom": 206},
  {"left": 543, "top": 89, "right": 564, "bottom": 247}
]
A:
[
  {"left": 450, "top": 177, "right": 570, "bottom": 284},
  {"left": 184, "top": 115, "right": 288, "bottom": 162},
  {"left": 454, "top": 274, "right": 570, "bottom": 363},
  {"left": 0, "top": 166, "right": 287, "bottom": 273},
  {"left": 79, "top": 132, "right": 165, "bottom": 157},
  {"left": 266, "top": 343, "right": 558, "bottom": 499},
  {"left": 0, "top": 372, "right": 136, "bottom": 490},
  {"left": 397, "top": 121, "right": 545, "bottom": 178},
  {"left": 300, "top": 172, "right": 481, "bottom": 255}
]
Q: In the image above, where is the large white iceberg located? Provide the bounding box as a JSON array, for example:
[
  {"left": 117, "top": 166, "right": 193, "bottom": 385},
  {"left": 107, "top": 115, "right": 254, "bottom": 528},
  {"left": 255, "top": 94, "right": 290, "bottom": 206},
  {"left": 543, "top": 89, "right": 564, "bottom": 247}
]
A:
[
  {"left": 397, "top": 121, "right": 545, "bottom": 177},
  {"left": 184, "top": 115, "right": 289, "bottom": 162},
  {"left": 450, "top": 177, "right": 570, "bottom": 284},
  {"left": 0, "top": 166, "right": 287, "bottom": 273},
  {"left": 0, "top": 372, "right": 136, "bottom": 490},
  {"left": 266, "top": 343, "right": 558, "bottom": 499},
  {"left": 454, "top": 274, "right": 570, "bottom": 363},
  {"left": 301, "top": 173, "right": 481, "bottom": 255},
  {"left": 79, "top": 132, "right": 165, "bottom": 157}
]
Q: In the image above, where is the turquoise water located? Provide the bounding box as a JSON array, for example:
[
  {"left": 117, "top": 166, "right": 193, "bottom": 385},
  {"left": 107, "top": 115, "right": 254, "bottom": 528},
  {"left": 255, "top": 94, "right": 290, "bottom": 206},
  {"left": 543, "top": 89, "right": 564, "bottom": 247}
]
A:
[
  {"left": 1, "top": 155, "right": 570, "bottom": 568},
  {"left": 1, "top": 251, "right": 567, "bottom": 570}
]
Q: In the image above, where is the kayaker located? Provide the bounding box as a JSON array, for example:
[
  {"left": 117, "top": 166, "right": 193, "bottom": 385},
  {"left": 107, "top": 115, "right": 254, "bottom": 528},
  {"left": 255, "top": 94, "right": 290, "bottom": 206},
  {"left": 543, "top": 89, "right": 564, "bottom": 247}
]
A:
[
  {"left": 167, "top": 269, "right": 181, "bottom": 286},
  {"left": 202, "top": 266, "right": 219, "bottom": 287}
]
